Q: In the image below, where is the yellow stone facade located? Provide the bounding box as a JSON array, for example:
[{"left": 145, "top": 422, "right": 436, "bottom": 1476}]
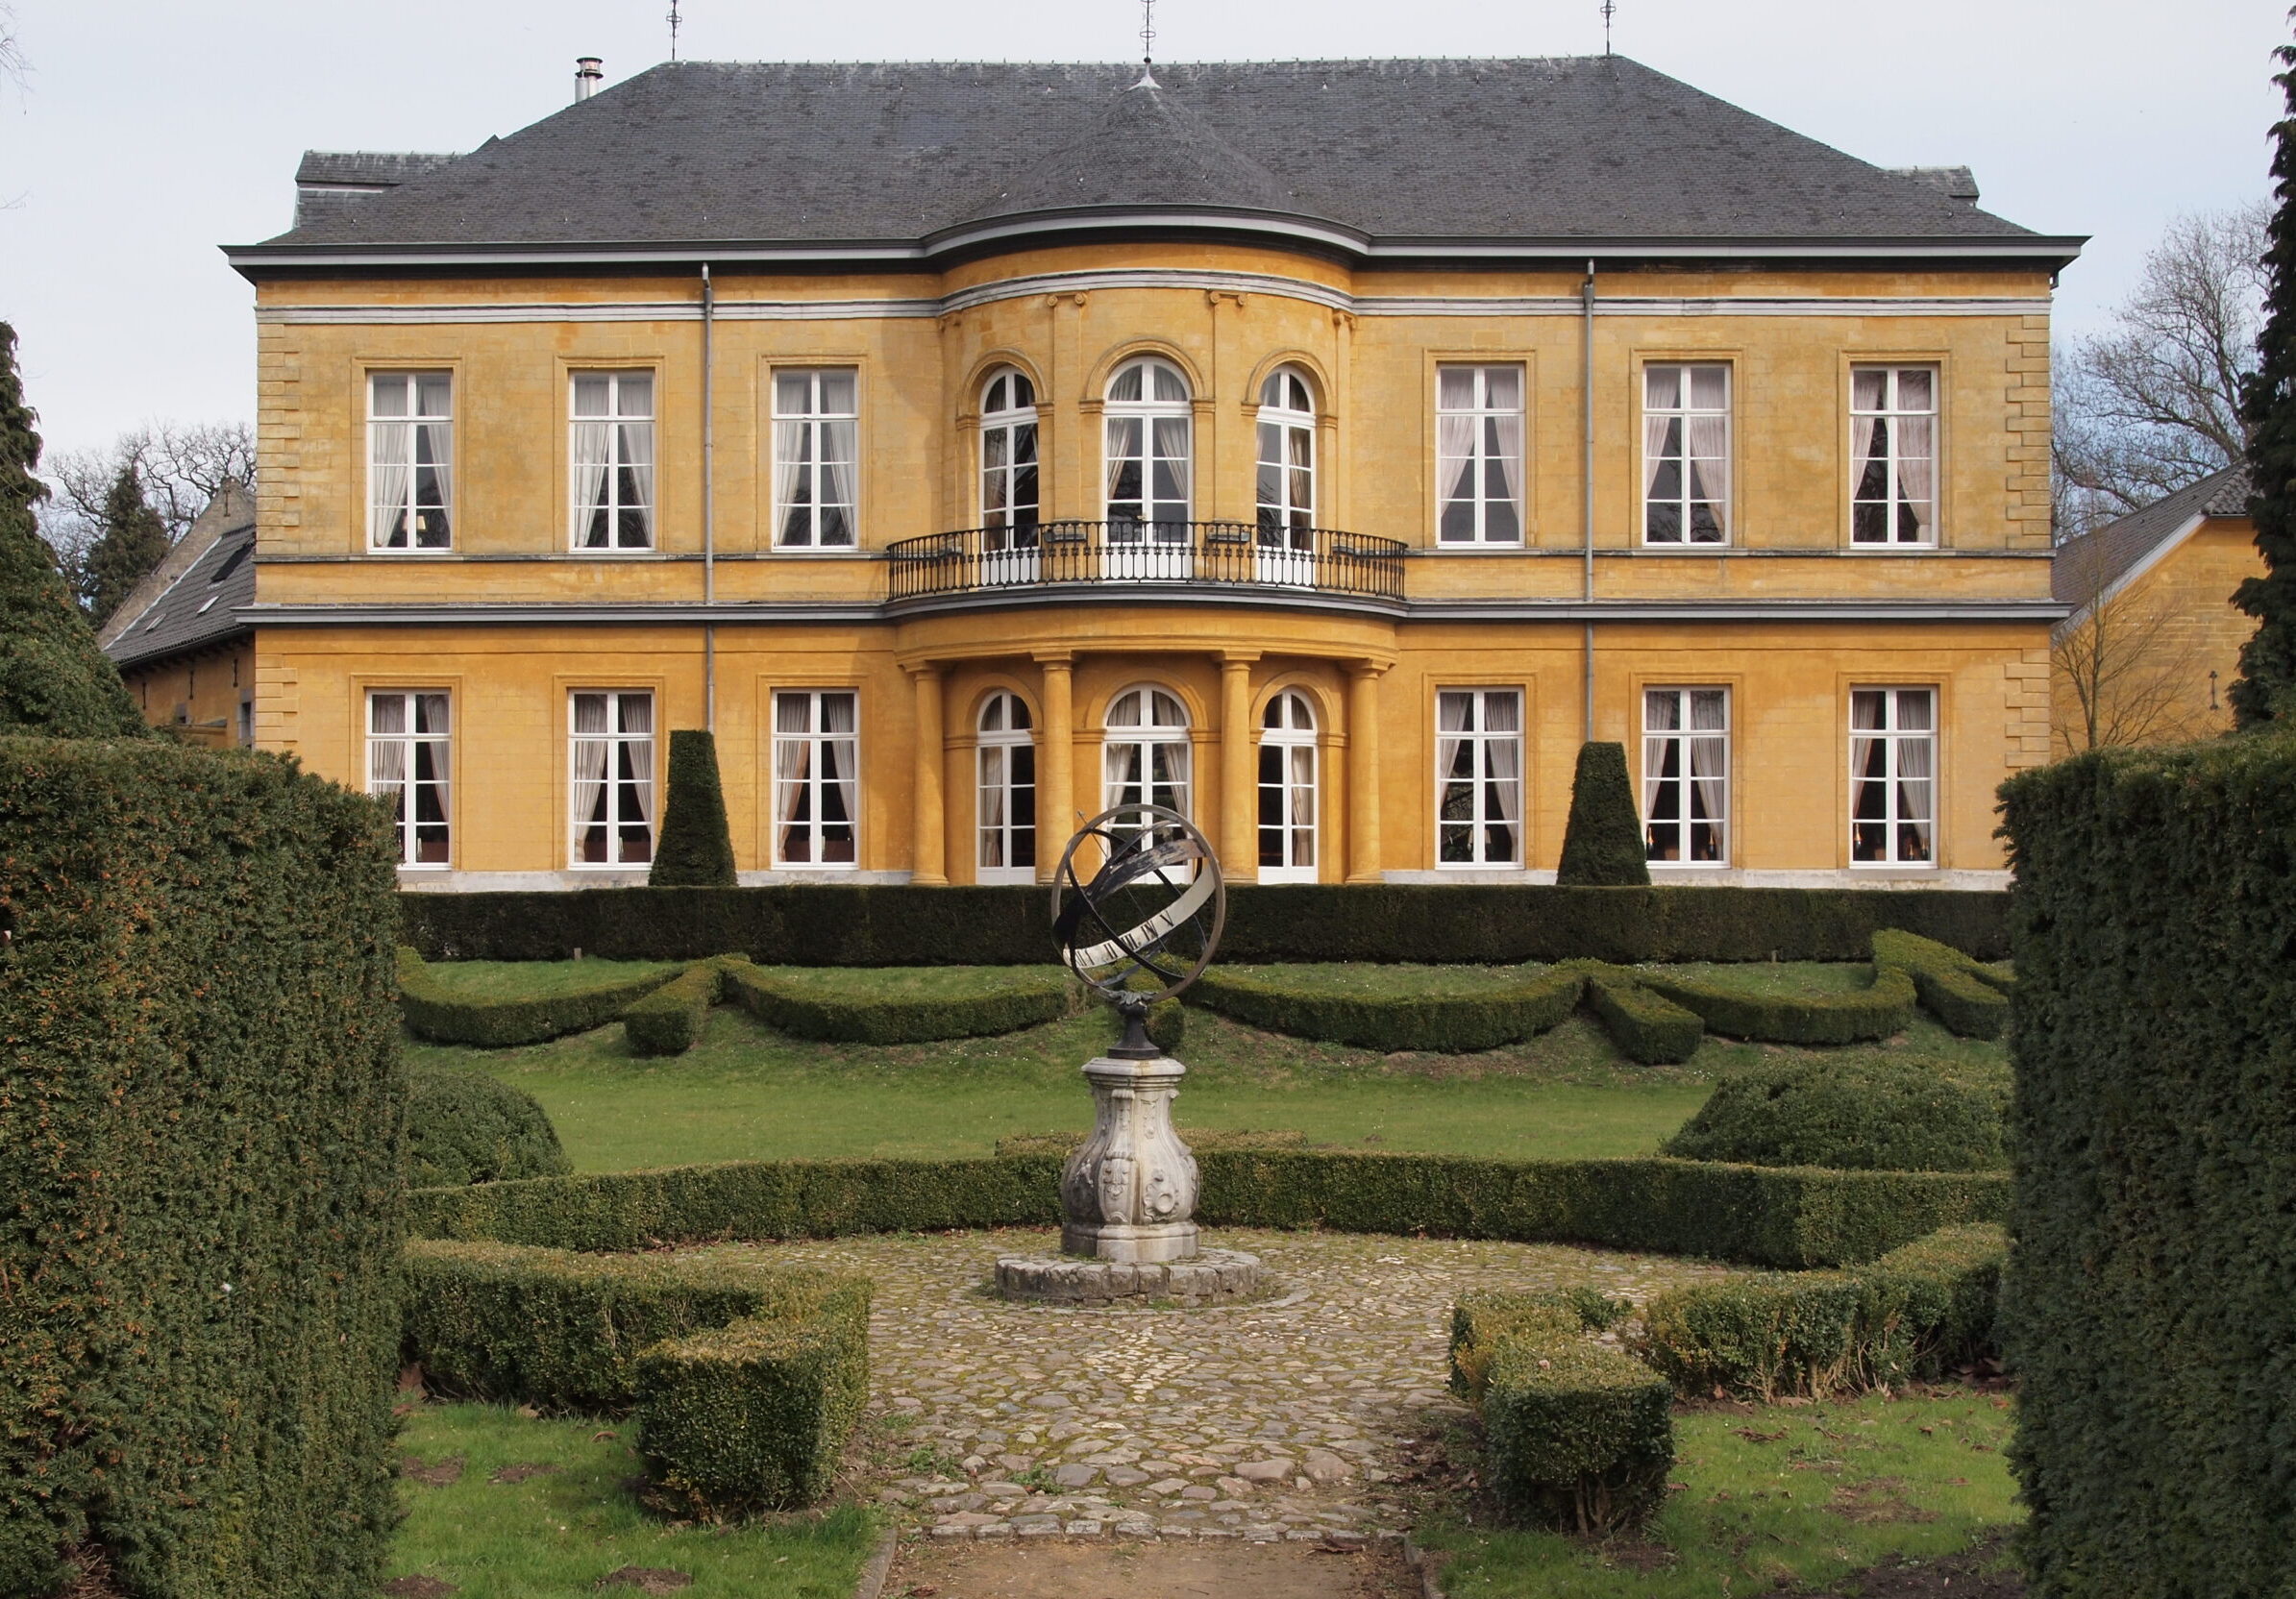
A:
[{"left": 240, "top": 241, "right": 2063, "bottom": 889}]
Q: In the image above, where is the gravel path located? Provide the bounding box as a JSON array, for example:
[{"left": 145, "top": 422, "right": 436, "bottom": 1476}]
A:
[{"left": 701, "top": 1226, "right": 1738, "bottom": 1543}]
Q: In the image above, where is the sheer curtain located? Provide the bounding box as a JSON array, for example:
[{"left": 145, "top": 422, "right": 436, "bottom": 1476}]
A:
[
  {"left": 1288, "top": 745, "right": 1316, "bottom": 866},
  {"left": 1897, "top": 732, "right": 1933, "bottom": 861},
  {"left": 1642, "top": 690, "right": 1678, "bottom": 817},
  {"left": 1436, "top": 368, "right": 1477, "bottom": 537},
  {"left": 979, "top": 748, "right": 1007, "bottom": 867},
  {"left": 1898, "top": 412, "right": 1934, "bottom": 540},
  {"left": 1105, "top": 417, "right": 1139, "bottom": 525},
  {"left": 1150, "top": 417, "right": 1190, "bottom": 530},
  {"left": 1487, "top": 695, "right": 1521, "bottom": 860},
  {"left": 773, "top": 694, "right": 809, "bottom": 860},
  {"left": 418, "top": 693, "right": 451, "bottom": 847},
  {"left": 622, "top": 397, "right": 655, "bottom": 546},
  {"left": 1690, "top": 691, "right": 1726, "bottom": 834},
  {"left": 775, "top": 411, "right": 810, "bottom": 544},
  {"left": 370, "top": 424, "right": 409, "bottom": 547},
  {"left": 818, "top": 416, "right": 855, "bottom": 545},
  {"left": 621, "top": 696, "right": 654, "bottom": 857},
  {"left": 572, "top": 695, "right": 609, "bottom": 860},
  {"left": 369, "top": 696, "right": 407, "bottom": 851},
  {"left": 825, "top": 693, "right": 857, "bottom": 860},
  {"left": 572, "top": 420, "right": 612, "bottom": 545}
]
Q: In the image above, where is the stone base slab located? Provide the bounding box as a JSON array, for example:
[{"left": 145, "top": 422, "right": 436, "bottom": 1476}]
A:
[{"left": 994, "top": 1248, "right": 1267, "bottom": 1308}]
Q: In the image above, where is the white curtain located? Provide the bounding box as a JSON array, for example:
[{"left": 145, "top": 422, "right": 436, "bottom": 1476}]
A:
[
  {"left": 775, "top": 418, "right": 810, "bottom": 541},
  {"left": 1686, "top": 413, "right": 1728, "bottom": 533},
  {"left": 1106, "top": 739, "right": 1141, "bottom": 809},
  {"left": 417, "top": 423, "right": 452, "bottom": 515},
  {"left": 572, "top": 421, "right": 613, "bottom": 543},
  {"left": 572, "top": 695, "right": 609, "bottom": 856},
  {"left": 370, "top": 425, "right": 409, "bottom": 545},
  {"left": 1151, "top": 417, "right": 1191, "bottom": 529},
  {"left": 1487, "top": 694, "right": 1521, "bottom": 841},
  {"left": 620, "top": 696, "right": 653, "bottom": 838},
  {"left": 1437, "top": 691, "right": 1471, "bottom": 794},
  {"left": 1438, "top": 411, "right": 1475, "bottom": 507},
  {"left": 1642, "top": 690, "right": 1677, "bottom": 816},
  {"left": 1898, "top": 416, "right": 1935, "bottom": 538},
  {"left": 1288, "top": 745, "right": 1316, "bottom": 866},
  {"left": 1689, "top": 690, "right": 1725, "bottom": 827},
  {"left": 1898, "top": 731, "right": 1934, "bottom": 860},
  {"left": 818, "top": 418, "right": 855, "bottom": 538},
  {"left": 623, "top": 417, "right": 655, "bottom": 532},
  {"left": 979, "top": 748, "right": 1006, "bottom": 867},
  {"left": 1150, "top": 738, "right": 1188, "bottom": 814},
  {"left": 418, "top": 693, "right": 451, "bottom": 821},
  {"left": 774, "top": 694, "right": 809, "bottom": 856},
  {"left": 825, "top": 693, "right": 857, "bottom": 846},
  {"left": 1642, "top": 414, "right": 1674, "bottom": 507}
]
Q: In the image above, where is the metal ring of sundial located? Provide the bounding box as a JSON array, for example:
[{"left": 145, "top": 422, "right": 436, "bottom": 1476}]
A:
[{"left": 1049, "top": 803, "right": 1225, "bottom": 1007}]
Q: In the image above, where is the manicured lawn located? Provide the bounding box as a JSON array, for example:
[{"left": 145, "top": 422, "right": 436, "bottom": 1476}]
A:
[
  {"left": 1649, "top": 960, "right": 1885, "bottom": 996},
  {"left": 1423, "top": 1387, "right": 2021, "bottom": 1597},
  {"left": 1210, "top": 961, "right": 1585, "bottom": 997},
  {"left": 410, "top": 957, "right": 686, "bottom": 999},
  {"left": 407, "top": 995, "right": 2004, "bottom": 1173}
]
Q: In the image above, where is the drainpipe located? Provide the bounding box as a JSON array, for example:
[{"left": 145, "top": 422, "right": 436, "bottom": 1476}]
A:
[
  {"left": 1581, "top": 258, "right": 1596, "bottom": 744},
  {"left": 702, "top": 262, "right": 716, "bottom": 732}
]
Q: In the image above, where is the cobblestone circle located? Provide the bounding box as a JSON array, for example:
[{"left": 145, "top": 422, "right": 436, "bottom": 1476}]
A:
[{"left": 702, "top": 1227, "right": 1738, "bottom": 1544}]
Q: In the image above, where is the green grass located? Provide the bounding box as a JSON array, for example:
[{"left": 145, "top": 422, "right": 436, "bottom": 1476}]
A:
[
  {"left": 387, "top": 1402, "right": 876, "bottom": 1597},
  {"left": 1210, "top": 961, "right": 1575, "bottom": 997},
  {"left": 1642, "top": 961, "right": 1883, "bottom": 997},
  {"left": 407, "top": 990, "right": 2006, "bottom": 1173},
  {"left": 1425, "top": 1387, "right": 2021, "bottom": 1597},
  {"left": 410, "top": 957, "right": 687, "bottom": 1000},
  {"left": 741, "top": 963, "right": 1072, "bottom": 1001}
]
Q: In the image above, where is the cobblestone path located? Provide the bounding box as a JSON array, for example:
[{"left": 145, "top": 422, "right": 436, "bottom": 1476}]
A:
[{"left": 704, "top": 1227, "right": 1738, "bottom": 1544}]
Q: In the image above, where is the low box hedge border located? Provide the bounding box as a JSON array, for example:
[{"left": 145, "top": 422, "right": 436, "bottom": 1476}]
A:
[
  {"left": 1635, "top": 965, "right": 1915, "bottom": 1046},
  {"left": 398, "top": 947, "right": 687, "bottom": 1047},
  {"left": 725, "top": 963, "right": 1076, "bottom": 1045},
  {"left": 1576, "top": 965, "right": 1705, "bottom": 1064},
  {"left": 1872, "top": 929, "right": 2014, "bottom": 1040},
  {"left": 403, "top": 1240, "right": 867, "bottom": 1514},
  {"left": 1187, "top": 964, "right": 1585, "bottom": 1053},
  {"left": 407, "top": 1150, "right": 2005, "bottom": 1271},
  {"left": 623, "top": 959, "right": 734, "bottom": 1056}
]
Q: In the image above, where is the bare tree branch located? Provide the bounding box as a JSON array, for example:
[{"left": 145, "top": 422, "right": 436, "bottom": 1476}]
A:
[
  {"left": 2052, "top": 537, "right": 2220, "bottom": 751},
  {"left": 36, "top": 420, "right": 256, "bottom": 610}
]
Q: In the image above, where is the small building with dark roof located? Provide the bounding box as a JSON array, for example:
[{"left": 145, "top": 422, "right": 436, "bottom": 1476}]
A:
[{"left": 97, "top": 482, "right": 258, "bottom": 746}]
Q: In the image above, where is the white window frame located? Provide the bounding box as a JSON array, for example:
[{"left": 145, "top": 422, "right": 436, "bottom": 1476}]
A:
[
  {"left": 570, "top": 370, "right": 655, "bottom": 551},
  {"left": 568, "top": 690, "right": 655, "bottom": 868},
  {"left": 1103, "top": 357, "right": 1193, "bottom": 537},
  {"left": 1642, "top": 362, "right": 1732, "bottom": 545},
  {"left": 975, "top": 689, "right": 1037, "bottom": 885},
  {"left": 1642, "top": 686, "right": 1730, "bottom": 868},
  {"left": 1256, "top": 367, "right": 1317, "bottom": 552},
  {"left": 1435, "top": 688, "right": 1523, "bottom": 868},
  {"left": 1851, "top": 365, "right": 1939, "bottom": 547},
  {"left": 1102, "top": 684, "right": 1192, "bottom": 828},
  {"left": 773, "top": 689, "right": 860, "bottom": 869},
  {"left": 1849, "top": 687, "right": 1938, "bottom": 868},
  {"left": 367, "top": 371, "right": 454, "bottom": 552},
  {"left": 1256, "top": 689, "right": 1319, "bottom": 884},
  {"left": 368, "top": 690, "right": 451, "bottom": 868},
  {"left": 772, "top": 368, "right": 859, "bottom": 549},
  {"left": 979, "top": 369, "right": 1041, "bottom": 546},
  {"left": 1435, "top": 364, "right": 1525, "bottom": 545}
]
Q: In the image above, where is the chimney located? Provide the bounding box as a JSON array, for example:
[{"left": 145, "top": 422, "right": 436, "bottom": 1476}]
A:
[{"left": 575, "top": 58, "right": 604, "bottom": 102}]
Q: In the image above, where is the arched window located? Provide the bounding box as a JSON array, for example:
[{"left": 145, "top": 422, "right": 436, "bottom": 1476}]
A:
[
  {"left": 976, "top": 690, "right": 1037, "bottom": 884},
  {"left": 980, "top": 370, "right": 1039, "bottom": 547},
  {"left": 1103, "top": 684, "right": 1191, "bottom": 830},
  {"left": 1103, "top": 359, "right": 1192, "bottom": 565},
  {"left": 1256, "top": 368, "right": 1316, "bottom": 578},
  {"left": 1257, "top": 689, "right": 1319, "bottom": 882}
]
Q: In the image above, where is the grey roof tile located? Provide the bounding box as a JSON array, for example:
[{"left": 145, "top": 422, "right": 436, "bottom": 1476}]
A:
[
  {"left": 2053, "top": 463, "right": 2252, "bottom": 604},
  {"left": 103, "top": 516, "right": 257, "bottom": 671}
]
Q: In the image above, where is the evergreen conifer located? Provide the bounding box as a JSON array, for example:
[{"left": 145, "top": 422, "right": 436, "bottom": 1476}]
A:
[
  {"left": 2234, "top": 30, "right": 2296, "bottom": 726},
  {"left": 0, "top": 322, "right": 146, "bottom": 739},
  {"left": 649, "top": 728, "right": 737, "bottom": 886},
  {"left": 1555, "top": 741, "right": 1651, "bottom": 886},
  {"left": 86, "top": 463, "right": 171, "bottom": 627}
]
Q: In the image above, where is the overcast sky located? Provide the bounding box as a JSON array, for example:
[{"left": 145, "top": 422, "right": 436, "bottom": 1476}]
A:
[{"left": 0, "top": 0, "right": 2285, "bottom": 463}]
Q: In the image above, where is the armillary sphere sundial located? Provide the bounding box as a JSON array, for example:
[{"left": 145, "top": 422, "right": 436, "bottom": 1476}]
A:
[{"left": 992, "top": 805, "right": 1267, "bottom": 1308}]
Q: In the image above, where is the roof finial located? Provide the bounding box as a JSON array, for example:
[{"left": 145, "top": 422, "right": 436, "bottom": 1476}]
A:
[
  {"left": 667, "top": 0, "right": 682, "bottom": 62},
  {"left": 1601, "top": 0, "right": 1616, "bottom": 56},
  {"left": 1135, "top": 0, "right": 1159, "bottom": 88}
]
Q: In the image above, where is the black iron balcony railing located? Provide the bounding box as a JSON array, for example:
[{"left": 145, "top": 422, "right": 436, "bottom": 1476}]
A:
[{"left": 885, "top": 521, "right": 1410, "bottom": 603}]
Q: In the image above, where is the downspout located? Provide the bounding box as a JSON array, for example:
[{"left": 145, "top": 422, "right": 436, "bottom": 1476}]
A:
[
  {"left": 702, "top": 262, "right": 716, "bottom": 732},
  {"left": 1581, "top": 258, "right": 1596, "bottom": 744}
]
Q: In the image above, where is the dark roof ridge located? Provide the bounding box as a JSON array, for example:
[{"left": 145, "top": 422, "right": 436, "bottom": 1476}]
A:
[{"left": 2053, "top": 463, "right": 2253, "bottom": 605}]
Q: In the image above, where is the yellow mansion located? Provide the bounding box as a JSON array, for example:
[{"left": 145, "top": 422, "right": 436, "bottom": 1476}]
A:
[{"left": 204, "top": 58, "right": 2080, "bottom": 890}]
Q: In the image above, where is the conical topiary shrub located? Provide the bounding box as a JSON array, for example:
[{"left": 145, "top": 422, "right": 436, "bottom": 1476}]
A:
[
  {"left": 1555, "top": 741, "right": 1650, "bottom": 886},
  {"left": 649, "top": 728, "right": 737, "bottom": 886}
]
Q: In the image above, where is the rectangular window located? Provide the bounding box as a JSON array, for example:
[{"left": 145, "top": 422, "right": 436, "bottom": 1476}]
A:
[
  {"left": 572, "top": 371, "right": 655, "bottom": 550},
  {"left": 369, "top": 690, "right": 451, "bottom": 866},
  {"left": 1435, "top": 365, "right": 1523, "bottom": 544},
  {"left": 1852, "top": 366, "right": 1938, "bottom": 545},
  {"left": 774, "top": 689, "right": 858, "bottom": 866},
  {"left": 1435, "top": 688, "right": 1522, "bottom": 866},
  {"left": 1642, "top": 687, "right": 1728, "bottom": 865},
  {"left": 570, "top": 691, "right": 654, "bottom": 866},
  {"left": 368, "top": 372, "right": 454, "bottom": 551},
  {"left": 1642, "top": 363, "right": 1730, "bottom": 544},
  {"left": 773, "top": 369, "right": 858, "bottom": 548},
  {"left": 1850, "top": 688, "right": 1936, "bottom": 866}
]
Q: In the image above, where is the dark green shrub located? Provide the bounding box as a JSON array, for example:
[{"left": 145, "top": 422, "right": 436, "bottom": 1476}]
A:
[
  {"left": 403, "top": 1241, "right": 867, "bottom": 1514},
  {"left": 1145, "top": 995, "right": 1185, "bottom": 1052},
  {"left": 622, "top": 959, "right": 730, "bottom": 1056},
  {"left": 1999, "top": 736, "right": 2296, "bottom": 1599},
  {"left": 1189, "top": 963, "right": 1584, "bottom": 1052},
  {"left": 0, "top": 736, "right": 401, "bottom": 1599},
  {"left": 407, "top": 1063, "right": 572, "bottom": 1187},
  {"left": 1451, "top": 1292, "right": 1672, "bottom": 1532},
  {"left": 1578, "top": 966, "right": 1704, "bottom": 1063},
  {"left": 408, "top": 1149, "right": 2004, "bottom": 1269},
  {"left": 398, "top": 883, "right": 2011, "bottom": 966},
  {"left": 1555, "top": 742, "right": 1652, "bottom": 887},
  {"left": 1854, "top": 1222, "right": 2006, "bottom": 1383},
  {"left": 650, "top": 729, "right": 737, "bottom": 887},
  {"left": 397, "top": 947, "right": 685, "bottom": 1046},
  {"left": 1661, "top": 1057, "right": 2005, "bottom": 1172},
  {"left": 1872, "top": 928, "right": 2012, "bottom": 1039},
  {"left": 995, "top": 1128, "right": 1307, "bottom": 1158},
  {"left": 726, "top": 962, "right": 1074, "bottom": 1044},
  {"left": 1637, "top": 965, "right": 1914, "bottom": 1045}
]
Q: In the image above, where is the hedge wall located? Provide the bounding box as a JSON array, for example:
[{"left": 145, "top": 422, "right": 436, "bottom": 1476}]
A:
[
  {"left": 397, "top": 883, "right": 2009, "bottom": 966},
  {"left": 1636, "top": 965, "right": 1915, "bottom": 1045},
  {"left": 397, "top": 947, "right": 685, "bottom": 1046},
  {"left": 407, "top": 1149, "right": 2004, "bottom": 1270},
  {"left": 726, "top": 962, "right": 1075, "bottom": 1045},
  {"left": 1188, "top": 963, "right": 1584, "bottom": 1052},
  {"left": 0, "top": 738, "right": 403, "bottom": 1599},
  {"left": 1999, "top": 738, "right": 2296, "bottom": 1599},
  {"left": 1578, "top": 966, "right": 1704, "bottom": 1064},
  {"left": 1872, "top": 928, "right": 2014, "bottom": 1040}
]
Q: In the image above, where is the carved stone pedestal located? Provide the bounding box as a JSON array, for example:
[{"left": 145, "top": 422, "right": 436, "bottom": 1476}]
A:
[{"left": 1059, "top": 1050, "right": 1198, "bottom": 1262}]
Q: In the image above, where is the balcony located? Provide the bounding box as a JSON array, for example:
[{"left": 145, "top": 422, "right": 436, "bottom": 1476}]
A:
[{"left": 885, "top": 521, "right": 1410, "bottom": 604}]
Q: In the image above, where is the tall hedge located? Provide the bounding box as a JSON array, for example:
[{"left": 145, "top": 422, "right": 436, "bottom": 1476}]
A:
[
  {"left": 650, "top": 729, "right": 737, "bottom": 887},
  {"left": 2000, "top": 736, "right": 2296, "bottom": 1598},
  {"left": 0, "top": 738, "right": 405, "bottom": 1597},
  {"left": 1554, "top": 742, "right": 1651, "bottom": 887}
]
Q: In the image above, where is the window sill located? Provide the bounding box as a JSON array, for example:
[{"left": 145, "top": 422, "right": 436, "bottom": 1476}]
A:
[
  {"left": 767, "top": 547, "right": 867, "bottom": 558},
  {"left": 1848, "top": 862, "right": 1939, "bottom": 873},
  {"left": 1648, "top": 860, "right": 1732, "bottom": 871}
]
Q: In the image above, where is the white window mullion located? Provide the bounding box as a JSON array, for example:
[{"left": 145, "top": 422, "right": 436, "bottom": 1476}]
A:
[
  {"left": 367, "top": 690, "right": 452, "bottom": 867},
  {"left": 1436, "top": 365, "right": 1524, "bottom": 545},
  {"left": 1435, "top": 688, "right": 1522, "bottom": 867},
  {"left": 774, "top": 689, "right": 860, "bottom": 867},
  {"left": 1850, "top": 686, "right": 1937, "bottom": 866},
  {"left": 570, "top": 690, "right": 654, "bottom": 868},
  {"left": 1641, "top": 686, "right": 1729, "bottom": 866}
]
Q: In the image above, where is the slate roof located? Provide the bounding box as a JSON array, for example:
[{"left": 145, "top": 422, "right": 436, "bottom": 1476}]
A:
[
  {"left": 293, "top": 151, "right": 462, "bottom": 230},
  {"left": 2053, "top": 464, "right": 2254, "bottom": 605},
  {"left": 101, "top": 497, "right": 257, "bottom": 671},
  {"left": 235, "top": 58, "right": 2078, "bottom": 264}
]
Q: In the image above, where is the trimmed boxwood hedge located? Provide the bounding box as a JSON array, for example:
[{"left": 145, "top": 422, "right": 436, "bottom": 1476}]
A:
[
  {"left": 726, "top": 962, "right": 1075, "bottom": 1045},
  {"left": 0, "top": 737, "right": 403, "bottom": 1599},
  {"left": 1872, "top": 928, "right": 2013, "bottom": 1040},
  {"left": 1577, "top": 965, "right": 1705, "bottom": 1064},
  {"left": 396, "top": 883, "right": 2009, "bottom": 966},
  {"left": 623, "top": 959, "right": 732, "bottom": 1056},
  {"left": 1450, "top": 1291, "right": 1671, "bottom": 1533},
  {"left": 403, "top": 1241, "right": 867, "bottom": 1513},
  {"left": 1188, "top": 963, "right": 1585, "bottom": 1052},
  {"left": 1999, "top": 737, "right": 2296, "bottom": 1599},
  {"left": 407, "top": 1149, "right": 2004, "bottom": 1270},
  {"left": 407, "top": 1063, "right": 572, "bottom": 1187},
  {"left": 397, "top": 947, "right": 685, "bottom": 1046},
  {"left": 1661, "top": 1057, "right": 2007, "bottom": 1173},
  {"left": 1636, "top": 964, "right": 1915, "bottom": 1045}
]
